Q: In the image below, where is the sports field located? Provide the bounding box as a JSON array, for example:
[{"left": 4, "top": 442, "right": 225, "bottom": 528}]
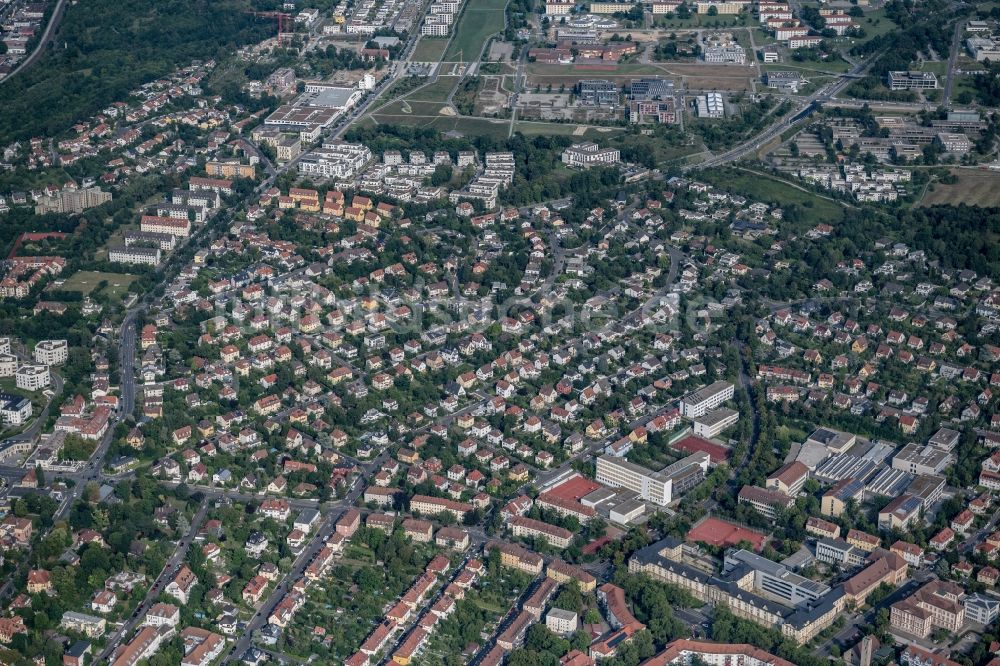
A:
[
  {"left": 687, "top": 517, "right": 767, "bottom": 551},
  {"left": 61, "top": 271, "right": 136, "bottom": 295}
]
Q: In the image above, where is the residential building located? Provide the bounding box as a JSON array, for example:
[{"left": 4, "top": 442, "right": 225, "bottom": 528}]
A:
[{"left": 561, "top": 142, "right": 621, "bottom": 169}]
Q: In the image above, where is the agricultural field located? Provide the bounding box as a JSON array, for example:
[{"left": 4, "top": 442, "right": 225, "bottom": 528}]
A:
[
  {"left": 443, "top": 0, "right": 508, "bottom": 62},
  {"left": 919, "top": 169, "right": 1000, "bottom": 208}
]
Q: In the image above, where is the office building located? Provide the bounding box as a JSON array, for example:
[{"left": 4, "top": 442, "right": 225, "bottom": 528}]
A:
[
  {"left": 578, "top": 79, "right": 619, "bottom": 106},
  {"left": 680, "top": 381, "right": 734, "bottom": 418},
  {"left": 887, "top": 71, "right": 938, "bottom": 90},
  {"left": 629, "top": 537, "right": 846, "bottom": 643},
  {"left": 815, "top": 538, "right": 867, "bottom": 568},
  {"left": 965, "top": 593, "right": 1000, "bottom": 625},
  {"left": 967, "top": 36, "right": 1000, "bottom": 62},
  {"left": 704, "top": 45, "right": 746, "bottom": 64},
  {"left": 892, "top": 443, "right": 952, "bottom": 476},
  {"left": 693, "top": 407, "right": 739, "bottom": 438},
  {"left": 629, "top": 78, "right": 674, "bottom": 101},
  {"left": 696, "top": 93, "right": 725, "bottom": 118},
  {"left": 596, "top": 454, "right": 672, "bottom": 505}
]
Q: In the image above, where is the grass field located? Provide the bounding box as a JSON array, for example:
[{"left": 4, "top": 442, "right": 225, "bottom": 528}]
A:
[
  {"left": 514, "top": 121, "right": 624, "bottom": 139},
  {"left": 443, "top": 0, "right": 508, "bottom": 61},
  {"left": 411, "top": 37, "right": 450, "bottom": 62},
  {"left": 700, "top": 168, "right": 845, "bottom": 222},
  {"left": 856, "top": 8, "right": 899, "bottom": 38},
  {"left": 373, "top": 99, "right": 452, "bottom": 116},
  {"left": 60, "top": 271, "right": 137, "bottom": 300},
  {"left": 407, "top": 76, "right": 461, "bottom": 102},
  {"left": 368, "top": 112, "right": 512, "bottom": 139},
  {"left": 654, "top": 13, "right": 752, "bottom": 28},
  {"left": 919, "top": 170, "right": 1000, "bottom": 208}
]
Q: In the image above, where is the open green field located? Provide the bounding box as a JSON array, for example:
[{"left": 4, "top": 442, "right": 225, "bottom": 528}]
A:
[
  {"left": 444, "top": 0, "right": 508, "bottom": 61},
  {"left": 60, "top": 271, "right": 138, "bottom": 299},
  {"left": 407, "top": 76, "right": 461, "bottom": 102},
  {"left": 700, "top": 168, "right": 845, "bottom": 222},
  {"left": 373, "top": 99, "right": 452, "bottom": 116},
  {"left": 919, "top": 169, "right": 1000, "bottom": 208},
  {"left": 915, "top": 60, "right": 948, "bottom": 76},
  {"left": 654, "top": 12, "right": 753, "bottom": 28},
  {"left": 514, "top": 121, "right": 625, "bottom": 140},
  {"left": 849, "top": 8, "right": 899, "bottom": 43},
  {"left": 367, "top": 109, "right": 512, "bottom": 139},
  {"left": 412, "top": 37, "right": 450, "bottom": 62}
]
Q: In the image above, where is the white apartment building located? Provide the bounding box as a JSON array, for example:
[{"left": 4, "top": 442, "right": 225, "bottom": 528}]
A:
[
  {"left": 15, "top": 364, "right": 50, "bottom": 391},
  {"left": 596, "top": 454, "right": 672, "bottom": 505},
  {"left": 297, "top": 141, "right": 373, "bottom": 180},
  {"left": 140, "top": 216, "right": 191, "bottom": 237},
  {"left": 421, "top": 16, "right": 451, "bottom": 35},
  {"left": 34, "top": 339, "right": 68, "bottom": 365},
  {"left": 0, "top": 393, "right": 32, "bottom": 425},
  {"left": 110, "top": 246, "right": 162, "bottom": 266},
  {"left": 680, "top": 380, "right": 735, "bottom": 418},
  {"left": 0, "top": 353, "right": 18, "bottom": 377},
  {"left": 546, "top": 609, "right": 578, "bottom": 634},
  {"left": 561, "top": 142, "right": 621, "bottom": 168}
]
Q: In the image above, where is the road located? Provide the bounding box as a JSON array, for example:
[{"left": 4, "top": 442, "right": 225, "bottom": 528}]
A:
[
  {"left": 687, "top": 57, "right": 872, "bottom": 171},
  {"left": 729, "top": 340, "right": 760, "bottom": 476},
  {"left": 94, "top": 502, "right": 210, "bottom": 662},
  {"left": 0, "top": 0, "right": 69, "bottom": 86},
  {"left": 942, "top": 18, "right": 964, "bottom": 103}
]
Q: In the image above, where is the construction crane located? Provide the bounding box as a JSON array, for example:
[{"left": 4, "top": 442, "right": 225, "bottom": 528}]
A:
[{"left": 246, "top": 11, "right": 293, "bottom": 44}]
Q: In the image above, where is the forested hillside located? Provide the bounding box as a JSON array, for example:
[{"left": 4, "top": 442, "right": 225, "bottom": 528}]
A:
[{"left": 0, "top": 0, "right": 271, "bottom": 141}]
